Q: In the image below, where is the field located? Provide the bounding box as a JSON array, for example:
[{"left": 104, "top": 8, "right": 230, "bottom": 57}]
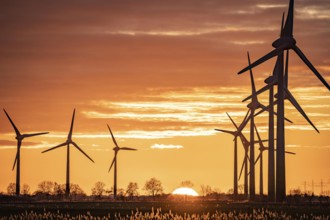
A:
[{"left": 0, "top": 201, "right": 329, "bottom": 219}]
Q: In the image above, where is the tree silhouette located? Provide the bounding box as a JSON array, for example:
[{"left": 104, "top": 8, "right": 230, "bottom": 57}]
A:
[
  {"left": 201, "top": 185, "right": 212, "bottom": 197},
  {"left": 144, "top": 177, "right": 163, "bottom": 200},
  {"left": 37, "top": 181, "right": 55, "bottom": 195},
  {"left": 91, "top": 181, "right": 106, "bottom": 197},
  {"left": 7, "top": 183, "right": 16, "bottom": 195},
  {"left": 126, "top": 182, "right": 138, "bottom": 199},
  {"left": 22, "top": 184, "right": 30, "bottom": 195}
]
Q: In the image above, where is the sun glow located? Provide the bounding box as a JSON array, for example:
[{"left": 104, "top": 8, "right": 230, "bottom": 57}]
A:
[{"left": 172, "top": 187, "right": 199, "bottom": 196}]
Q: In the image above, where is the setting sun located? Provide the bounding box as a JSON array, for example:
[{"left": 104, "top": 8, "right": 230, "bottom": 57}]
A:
[{"left": 172, "top": 187, "right": 199, "bottom": 196}]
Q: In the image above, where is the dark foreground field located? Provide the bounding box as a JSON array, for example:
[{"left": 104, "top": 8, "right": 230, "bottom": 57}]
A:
[{"left": 0, "top": 201, "right": 329, "bottom": 219}]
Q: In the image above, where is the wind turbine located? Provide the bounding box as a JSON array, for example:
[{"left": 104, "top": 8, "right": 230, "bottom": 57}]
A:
[
  {"left": 3, "top": 109, "right": 49, "bottom": 196},
  {"left": 254, "top": 124, "right": 295, "bottom": 196},
  {"left": 107, "top": 124, "right": 137, "bottom": 198},
  {"left": 215, "top": 111, "right": 250, "bottom": 197},
  {"left": 245, "top": 52, "right": 293, "bottom": 200},
  {"left": 42, "top": 109, "right": 94, "bottom": 197},
  {"left": 237, "top": 0, "right": 329, "bottom": 202},
  {"left": 227, "top": 111, "right": 250, "bottom": 196}
]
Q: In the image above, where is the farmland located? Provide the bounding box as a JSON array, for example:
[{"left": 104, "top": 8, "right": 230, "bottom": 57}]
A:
[{"left": 0, "top": 200, "right": 329, "bottom": 219}]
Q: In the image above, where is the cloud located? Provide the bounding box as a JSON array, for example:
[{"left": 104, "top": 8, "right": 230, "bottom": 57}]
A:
[
  {"left": 287, "top": 144, "right": 330, "bottom": 149},
  {"left": 0, "top": 141, "right": 51, "bottom": 150},
  {"left": 231, "top": 40, "right": 265, "bottom": 45},
  {"left": 297, "top": 6, "right": 330, "bottom": 20},
  {"left": 256, "top": 4, "right": 287, "bottom": 9},
  {"left": 150, "top": 144, "right": 184, "bottom": 149}
]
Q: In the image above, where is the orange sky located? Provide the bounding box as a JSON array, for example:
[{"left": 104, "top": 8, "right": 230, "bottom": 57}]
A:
[{"left": 0, "top": 0, "right": 329, "bottom": 195}]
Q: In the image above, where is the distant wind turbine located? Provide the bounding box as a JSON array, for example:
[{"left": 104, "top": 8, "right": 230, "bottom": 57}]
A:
[
  {"left": 254, "top": 124, "right": 295, "bottom": 196},
  {"left": 3, "top": 109, "right": 48, "bottom": 196},
  {"left": 215, "top": 111, "right": 250, "bottom": 197},
  {"left": 42, "top": 109, "right": 94, "bottom": 197},
  {"left": 107, "top": 124, "right": 137, "bottom": 198}
]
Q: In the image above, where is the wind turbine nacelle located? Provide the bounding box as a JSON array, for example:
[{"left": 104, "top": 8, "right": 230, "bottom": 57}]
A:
[
  {"left": 247, "top": 102, "right": 259, "bottom": 109},
  {"left": 274, "top": 92, "right": 288, "bottom": 100},
  {"left": 264, "top": 76, "right": 277, "bottom": 85},
  {"left": 272, "top": 37, "right": 296, "bottom": 49}
]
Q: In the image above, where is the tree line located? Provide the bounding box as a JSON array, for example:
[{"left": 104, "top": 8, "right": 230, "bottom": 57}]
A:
[{"left": 4, "top": 177, "right": 164, "bottom": 199}]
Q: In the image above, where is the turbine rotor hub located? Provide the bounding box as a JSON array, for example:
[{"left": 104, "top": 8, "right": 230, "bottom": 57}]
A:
[{"left": 272, "top": 36, "right": 296, "bottom": 49}]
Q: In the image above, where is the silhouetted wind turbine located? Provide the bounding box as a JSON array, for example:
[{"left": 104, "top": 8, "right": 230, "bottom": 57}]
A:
[
  {"left": 3, "top": 109, "right": 48, "bottom": 196},
  {"left": 225, "top": 110, "right": 251, "bottom": 196},
  {"left": 237, "top": 0, "right": 330, "bottom": 91},
  {"left": 215, "top": 111, "right": 251, "bottom": 197},
  {"left": 237, "top": 0, "right": 329, "bottom": 202},
  {"left": 254, "top": 124, "right": 295, "bottom": 196},
  {"left": 107, "top": 124, "right": 137, "bottom": 198},
  {"left": 42, "top": 109, "right": 94, "bottom": 197}
]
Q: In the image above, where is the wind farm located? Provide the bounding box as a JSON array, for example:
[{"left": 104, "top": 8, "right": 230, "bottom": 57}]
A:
[{"left": 0, "top": 0, "right": 329, "bottom": 218}]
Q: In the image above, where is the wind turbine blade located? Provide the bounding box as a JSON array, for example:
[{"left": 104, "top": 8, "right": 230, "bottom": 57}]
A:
[
  {"left": 293, "top": 45, "right": 330, "bottom": 91},
  {"left": 24, "top": 132, "right": 49, "bottom": 138},
  {"left": 107, "top": 124, "right": 119, "bottom": 147},
  {"left": 108, "top": 155, "right": 116, "bottom": 172},
  {"left": 284, "top": 87, "right": 319, "bottom": 133},
  {"left": 285, "top": 50, "right": 289, "bottom": 88},
  {"left": 247, "top": 52, "right": 257, "bottom": 95},
  {"left": 254, "top": 154, "right": 261, "bottom": 165},
  {"left": 242, "top": 82, "right": 276, "bottom": 102},
  {"left": 238, "top": 134, "right": 249, "bottom": 147},
  {"left": 236, "top": 109, "right": 251, "bottom": 135},
  {"left": 12, "top": 152, "right": 18, "bottom": 171},
  {"left": 72, "top": 142, "right": 95, "bottom": 163},
  {"left": 258, "top": 103, "right": 293, "bottom": 124},
  {"left": 238, "top": 47, "right": 283, "bottom": 75},
  {"left": 242, "top": 109, "right": 251, "bottom": 124},
  {"left": 42, "top": 142, "right": 67, "bottom": 153},
  {"left": 285, "top": 151, "right": 296, "bottom": 155},
  {"left": 226, "top": 112, "right": 238, "bottom": 129},
  {"left": 274, "top": 149, "right": 296, "bottom": 155},
  {"left": 283, "top": 0, "right": 294, "bottom": 37},
  {"left": 3, "top": 109, "right": 20, "bottom": 136},
  {"left": 215, "top": 129, "right": 236, "bottom": 136},
  {"left": 68, "top": 109, "right": 75, "bottom": 139},
  {"left": 120, "top": 147, "right": 137, "bottom": 151},
  {"left": 238, "top": 159, "right": 245, "bottom": 181},
  {"left": 254, "top": 124, "right": 263, "bottom": 144}
]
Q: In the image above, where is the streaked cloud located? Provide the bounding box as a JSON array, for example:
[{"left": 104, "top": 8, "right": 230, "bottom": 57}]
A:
[
  {"left": 0, "top": 141, "right": 51, "bottom": 150},
  {"left": 287, "top": 144, "right": 330, "bottom": 149},
  {"left": 297, "top": 6, "right": 330, "bottom": 20},
  {"left": 256, "top": 4, "right": 287, "bottom": 9},
  {"left": 231, "top": 40, "right": 265, "bottom": 45},
  {"left": 150, "top": 144, "right": 184, "bottom": 149}
]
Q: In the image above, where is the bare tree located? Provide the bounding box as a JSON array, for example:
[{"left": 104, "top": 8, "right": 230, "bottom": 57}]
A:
[
  {"left": 91, "top": 181, "right": 106, "bottom": 197},
  {"left": 144, "top": 177, "right": 163, "bottom": 200},
  {"left": 126, "top": 182, "right": 139, "bottom": 199},
  {"left": 7, "top": 183, "right": 16, "bottom": 195},
  {"left": 180, "top": 180, "right": 194, "bottom": 188},
  {"left": 54, "top": 183, "right": 65, "bottom": 196},
  {"left": 37, "top": 181, "right": 55, "bottom": 195},
  {"left": 238, "top": 184, "right": 244, "bottom": 194},
  {"left": 201, "top": 185, "right": 212, "bottom": 197},
  {"left": 70, "top": 184, "right": 85, "bottom": 196},
  {"left": 22, "top": 184, "right": 30, "bottom": 195}
]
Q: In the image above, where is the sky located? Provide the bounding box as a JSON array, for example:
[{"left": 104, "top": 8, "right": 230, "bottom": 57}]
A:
[{"left": 0, "top": 0, "right": 329, "bottom": 195}]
